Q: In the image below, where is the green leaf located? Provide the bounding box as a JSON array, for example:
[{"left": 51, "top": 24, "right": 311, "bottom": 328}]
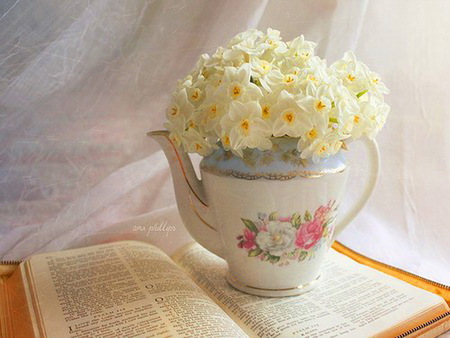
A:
[
  {"left": 304, "top": 210, "right": 312, "bottom": 222},
  {"left": 291, "top": 212, "right": 302, "bottom": 228},
  {"left": 356, "top": 90, "right": 368, "bottom": 98},
  {"left": 268, "top": 255, "right": 280, "bottom": 263},
  {"left": 298, "top": 251, "right": 308, "bottom": 262},
  {"left": 268, "top": 211, "right": 278, "bottom": 221},
  {"left": 248, "top": 248, "right": 262, "bottom": 257},
  {"left": 241, "top": 218, "right": 258, "bottom": 233}
]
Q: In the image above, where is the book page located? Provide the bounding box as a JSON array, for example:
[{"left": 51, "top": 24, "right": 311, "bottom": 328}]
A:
[
  {"left": 173, "top": 243, "right": 447, "bottom": 338},
  {"left": 24, "top": 241, "right": 247, "bottom": 338}
]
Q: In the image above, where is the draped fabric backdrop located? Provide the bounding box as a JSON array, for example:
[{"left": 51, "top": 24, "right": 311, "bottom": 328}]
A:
[{"left": 1, "top": 0, "right": 449, "bottom": 283}]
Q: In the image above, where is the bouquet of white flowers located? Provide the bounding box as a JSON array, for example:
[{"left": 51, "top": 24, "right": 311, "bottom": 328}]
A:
[{"left": 164, "top": 28, "right": 389, "bottom": 162}]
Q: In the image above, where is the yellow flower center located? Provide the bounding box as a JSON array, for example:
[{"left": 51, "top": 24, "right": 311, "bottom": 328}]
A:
[
  {"left": 283, "top": 110, "right": 295, "bottom": 124},
  {"left": 260, "top": 61, "right": 272, "bottom": 74},
  {"left": 223, "top": 135, "right": 230, "bottom": 146},
  {"left": 283, "top": 75, "right": 295, "bottom": 84},
  {"left": 171, "top": 135, "right": 180, "bottom": 145},
  {"left": 318, "top": 145, "right": 328, "bottom": 154},
  {"left": 308, "top": 75, "right": 317, "bottom": 82},
  {"left": 372, "top": 77, "right": 379, "bottom": 84},
  {"left": 191, "top": 88, "right": 201, "bottom": 101},
  {"left": 240, "top": 119, "right": 250, "bottom": 135},
  {"left": 188, "top": 120, "right": 196, "bottom": 128},
  {"left": 262, "top": 105, "right": 270, "bottom": 119},
  {"left": 195, "top": 143, "right": 203, "bottom": 151},
  {"left": 315, "top": 100, "right": 326, "bottom": 111},
  {"left": 170, "top": 104, "right": 179, "bottom": 116},
  {"left": 209, "top": 104, "right": 217, "bottom": 117},
  {"left": 295, "top": 51, "right": 310, "bottom": 59},
  {"left": 232, "top": 85, "right": 242, "bottom": 98},
  {"left": 268, "top": 39, "right": 278, "bottom": 48},
  {"left": 308, "top": 128, "right": 317, "bottom": 139},
  {"left": 347, "top": 74, "right": 356, "bottom": 81},
  {"left": 354, "top": 115, "right": 360, "bottom": 124}
]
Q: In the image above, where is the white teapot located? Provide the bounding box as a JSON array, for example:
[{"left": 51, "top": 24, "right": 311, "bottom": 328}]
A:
[{"left": 149, "top": 130, "right": 379, "bottom": 297}]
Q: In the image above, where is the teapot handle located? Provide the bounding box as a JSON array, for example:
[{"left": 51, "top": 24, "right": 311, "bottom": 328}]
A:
[{"left": 332, "top": 138, "right": 380, "bottom": 241}]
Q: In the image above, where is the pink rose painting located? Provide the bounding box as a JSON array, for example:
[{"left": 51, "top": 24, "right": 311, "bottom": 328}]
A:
[
  {"left": 295, "top": 219, "right": 324, "bottom": 250},
  {"left": 236, "top": 200, "right": 337, "bottom": 265}
]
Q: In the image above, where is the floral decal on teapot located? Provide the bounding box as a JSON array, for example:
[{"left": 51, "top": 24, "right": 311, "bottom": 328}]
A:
[{"left": 236, "top": 201, "right": 337, "bottom": 266}]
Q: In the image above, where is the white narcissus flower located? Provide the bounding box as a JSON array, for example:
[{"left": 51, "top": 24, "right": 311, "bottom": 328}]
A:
[
  {"left": 332, "top": 85, "right": 360, "bottom": 121},
  {"left": 221, "top": 101, "right": 272, "bottom": 156},
  {"left": 298, "top": 83, "right": 332, "bottom": 114},
  {"left": 187, "top": 85, "right": 204, "bottom": 107},
  {"left": 259, "top": 91, "right": 279, "bottom": 126},
  {"left": 300, "top": 129, "right": 348, "bottom": 162},
  {"left": 368, "top": 103, "right": 390, "bottom": 139},
  {"left": 166, "top": 88, "right": 194, "bottom": 121},
  {"left": 363, "top": 68, "right": 390, "bottom": 97},
  {"left": 331, "top": 51, "right": 368, "bottom": 94},
  {"left": 204, "top": 47, "right": 226, "bottom": 72},
  {"left": 263, "top": 28, "right": 287, "bottom": 54},
  {"left": 303, "top": 56, "right": 335, "bottom": 87},
  {"left": 216, "top": 64, "right": 263, "bottom": 103},
  {"left": 182, "top": 128, "right": 217, "bottom": 157},
  {"left": 193, "top": 85, "right": 228, "bottom": 136},
  {"left": 223, "top": 30, "right": 267, "bottom": 66},
  {"left": 272, "top": 90, "right": 313, "bottom": 138},
  {"left": 249, "top": 56, "right": 281, "bottom": 92},
  {"left": 250, "top": 57, "right": 273, "bottom": 78},
  {"left": 297, "top": 83, "right": 333, "bottom": 130},
  {"left": 195, "top": 101, "right": 226, "bottom": 136},
  {"left": 286, "top": 35, "right": 316, "bottom": 65},
  {"left": 164, "top": 115, "right": 186, "bottom": 148},
  {"left": 226, "top": 29, "right": 266, "bottom": 56},
  {"left": 356, "top": 96, "right": 390, "bottom": 139}
]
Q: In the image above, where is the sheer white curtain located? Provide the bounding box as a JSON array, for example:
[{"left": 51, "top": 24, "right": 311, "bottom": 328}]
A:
[{"left": 1, "top": 0, "right": 449, "bottom": 283}]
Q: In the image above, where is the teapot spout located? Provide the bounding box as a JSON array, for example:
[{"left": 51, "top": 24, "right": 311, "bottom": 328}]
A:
[{"left": 148, "top": 130, "right": 225, "bottom": 258}]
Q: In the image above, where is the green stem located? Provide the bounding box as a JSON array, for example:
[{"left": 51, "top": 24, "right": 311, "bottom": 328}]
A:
[{"left": 329, "top": 117, "right": 338, "bottom": 123}]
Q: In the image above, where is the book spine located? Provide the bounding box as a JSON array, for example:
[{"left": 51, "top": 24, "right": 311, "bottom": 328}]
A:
[
  {"left": 0, "top": 261, "right": 22, "bottom": 265},
  {"left": 396, "top": 311, "right": 450, "bottom": 338}
]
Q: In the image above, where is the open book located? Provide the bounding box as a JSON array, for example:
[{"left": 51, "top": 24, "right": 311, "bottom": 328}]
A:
[{"left": 0, "top": 240, "right": 449, "bottom": 337}]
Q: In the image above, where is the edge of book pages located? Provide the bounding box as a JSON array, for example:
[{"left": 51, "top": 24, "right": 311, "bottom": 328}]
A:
[
  {"left": 0, "top": 241, "right": 448, "bottom": 337},
  {"left": 331, "top": 241, "right": 450, "bottom": 337}
]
